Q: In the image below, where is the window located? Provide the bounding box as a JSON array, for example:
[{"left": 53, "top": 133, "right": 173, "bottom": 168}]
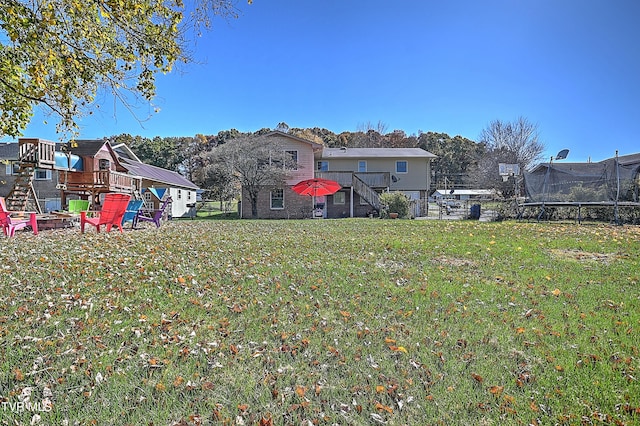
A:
[
  {"left": 98, "top": 159, "right": 110, "bottom": 170},
  {"left": 34, "top": 169, "right": 52, "bottom": 180},
  {"left": 317, "top": 161, "right": 328, "bottom": 171},
  {"left": 358, "top": 160, "right": 367, "bottom": 172},
  {"left": 177, "top": 189, "right": 182, "bottom": 200},
  {"left": 285, "top": 150, "right": 298, "bottom": 170},
  {"left": 270, "top": 189, "right": 284, "bottom": 209},
  {"left": 396, "top": 161, "right": 408, "bottom": 174},
  {"left": 144, "top": 192, "right": 152, "bottom": 202},
  {"left": 5, "top": 163, "right": 19, "bottom": 175},
  {"left": 333, "top": 192, "right": 345, "bottom": 205}
]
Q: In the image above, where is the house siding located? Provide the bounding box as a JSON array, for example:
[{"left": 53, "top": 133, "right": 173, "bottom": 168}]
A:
[
  {"left": 322, "top": 157, "right": 429, "bottom": 191},
  {"left": 266, "top": 134, "right": 316, "bottom": 184},
  {"left": 169, "top": 187, "right": 197, "bottom": 218}
]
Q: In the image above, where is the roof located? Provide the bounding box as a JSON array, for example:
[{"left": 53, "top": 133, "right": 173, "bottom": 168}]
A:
[
  {"left": 67, "top": 139, "right": 109, "bottom": 157},
  {"left": 120, "top": 158, "right": 199, "bottom": 190},
  {"left": 0, "top": 143, "right": 18, "bottom": 159},
  {"left": 321, "top": 147, "right": 437, "bottom": 159},
  {"left": 266, "top": 131, "right": 324, "bottom": 150},
  {"left": 618, "top": 152, "right": 640, "bottom": 166},
  {"left": 111, "top": 143, "right": 142, "bottom": 162},
  {"left": 530, "top": 152, "right": 640, "bottom": 173}
]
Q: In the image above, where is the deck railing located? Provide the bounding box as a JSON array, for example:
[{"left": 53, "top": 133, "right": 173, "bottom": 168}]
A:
[
  {"left": 60, "top": 170, "right": 141, "bottom": 192},
  {"left": 18, "top": 138, "right": 55, "bottom": 168},
  {"left": 316, "top": 171, "right": 390, "bottom": 188}
]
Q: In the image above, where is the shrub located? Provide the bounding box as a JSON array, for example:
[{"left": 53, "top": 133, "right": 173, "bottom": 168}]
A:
[{"left": 380, "top": 192, "right": 410, "bottom": 218}]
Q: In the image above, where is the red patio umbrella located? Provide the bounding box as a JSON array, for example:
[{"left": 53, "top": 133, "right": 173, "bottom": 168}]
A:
[{"left": 291, "top": 178, "right": 342, "bottom": 197}]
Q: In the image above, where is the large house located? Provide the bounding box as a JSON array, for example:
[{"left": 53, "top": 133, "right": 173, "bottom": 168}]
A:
[
  {"left": 240, "top": 131, "right": 437, "bottom": 219},
  {"left": 0, "top": 138, "right": 199, "bottom": 218}
]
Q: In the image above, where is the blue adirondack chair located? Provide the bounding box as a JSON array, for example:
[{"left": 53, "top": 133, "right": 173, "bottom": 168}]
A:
[{"left": 122, "top": 199, "right": 144, "bottom": 228}]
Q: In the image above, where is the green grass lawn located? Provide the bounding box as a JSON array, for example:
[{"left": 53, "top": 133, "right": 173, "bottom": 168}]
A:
[{"left": 1, "top": 220, "right": 639, "bottom": 425}]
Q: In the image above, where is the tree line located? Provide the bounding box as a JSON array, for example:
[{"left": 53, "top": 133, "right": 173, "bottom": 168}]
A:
[{"left": 110, "top": 117, "right": 545, "bottom": 201}]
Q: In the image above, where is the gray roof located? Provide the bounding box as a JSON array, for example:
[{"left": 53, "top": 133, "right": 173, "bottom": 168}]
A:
[
  {"left": 321, "top": 147, "right": 436, "bottom": 159},
  {"left": 0, "top": 143, "right": 18, "bottom": 159},
  {"left": 267, "top": 131, "right": 324, "bottom": 149},
  {"left": 613, "top": 153, "right": 640, "bottom": 166},
  {"left": 530, "top": 152, "right": 640, "bottom": 174},
  {"left": 67, "top": 139, "right": 108, "bottom": 157},
  {"left": 120, "top": 158, "right": 199, "bottom": 190}
]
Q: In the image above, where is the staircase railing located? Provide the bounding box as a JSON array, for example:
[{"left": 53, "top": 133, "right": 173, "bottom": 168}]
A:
[{"left": 352, "top": 174, "right": 381, "bottom": 210}]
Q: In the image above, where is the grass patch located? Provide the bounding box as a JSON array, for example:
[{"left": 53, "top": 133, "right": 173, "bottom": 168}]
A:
[{"left": 1, "top": 220, "right": 639, "bottom": 425}]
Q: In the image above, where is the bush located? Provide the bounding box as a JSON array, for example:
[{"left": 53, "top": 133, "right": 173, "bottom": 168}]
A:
[{"left": 380, "top": 192, "right": 410, "bottom": 218}]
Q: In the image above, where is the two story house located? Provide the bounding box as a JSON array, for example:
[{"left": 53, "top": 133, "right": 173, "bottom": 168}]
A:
[{"left": 241, "top": 132, "right": 436, "bottom": 219}]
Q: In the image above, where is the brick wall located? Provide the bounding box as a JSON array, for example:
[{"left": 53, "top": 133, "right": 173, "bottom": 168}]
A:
[{"left": 241, "top": 186, "right": 314, "bottom": 219}]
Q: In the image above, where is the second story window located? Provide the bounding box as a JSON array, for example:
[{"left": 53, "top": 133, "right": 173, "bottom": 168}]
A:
[
  {"left": 358, "top": 161, "right": 367, "bottom": 172},
  {"left": 317, "top": 161, "right": 328, "bottom": 171},
  {"left": 396, "top": 161, "right": 408, "bottom": 174},
  {"left": 285, "top": 150, "right": 298, "bottom": 170},
  {"left": 98, "top": 159, "right": 110, "bottom": 170}
]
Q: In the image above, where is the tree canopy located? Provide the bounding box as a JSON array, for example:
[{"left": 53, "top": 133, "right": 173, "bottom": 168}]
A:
[
  {"left": 202, "top": 134, "right": 295, "bottom": 218},
  {"left": 0, "top": 0, "right": 245, "bottom": 138},
  {"left": 468, "top": 117, "right": 546, "bottom": 197}
]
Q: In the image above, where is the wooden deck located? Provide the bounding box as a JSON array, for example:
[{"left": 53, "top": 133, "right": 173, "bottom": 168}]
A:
[{"left": 59, "top": 170, "right": 140, "bottom": 193}]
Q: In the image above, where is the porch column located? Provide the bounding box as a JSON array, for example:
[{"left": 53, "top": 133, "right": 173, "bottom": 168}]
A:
[{"left": 350, "top": 186, "right": 354, "bottom": 218}]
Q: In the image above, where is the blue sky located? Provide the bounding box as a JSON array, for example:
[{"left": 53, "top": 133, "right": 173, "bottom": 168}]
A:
[{"left": 11, "top": 0, "right": 640, "bottom": 163}]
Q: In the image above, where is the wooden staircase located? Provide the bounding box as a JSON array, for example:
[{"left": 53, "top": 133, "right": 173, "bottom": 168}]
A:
[
  {"left": 6, "top": 163, "right": 41, "bottom": 212},
  {"left": 352, "top": 174, "right": 381, "bottom": 210}
]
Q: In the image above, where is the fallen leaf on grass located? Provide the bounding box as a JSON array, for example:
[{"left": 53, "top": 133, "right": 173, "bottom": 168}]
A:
[
  {"left": 471, "top": 373, "right": 484, "bottom": 383},
  {"left": 374, "top": 402, "right": 393, "bottom": 413},
  {"left": 489, "top": 385, "right": 504, "bottom": 396}
]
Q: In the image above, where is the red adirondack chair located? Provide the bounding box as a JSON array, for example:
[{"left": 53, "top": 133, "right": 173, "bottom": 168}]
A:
[
  {"left": 0, "top": 197, "right": 39, "bottom": 237},
  {"left": 80, "top": 193, "right": 131, "bottom": 233},
  {"left": 135, "top": 196, "right": 172, "bottom": 228}
]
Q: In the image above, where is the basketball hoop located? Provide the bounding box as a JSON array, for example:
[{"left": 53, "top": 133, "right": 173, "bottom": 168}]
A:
[{"left": 499, "top": 163, "right": 520, "bottom": 177}]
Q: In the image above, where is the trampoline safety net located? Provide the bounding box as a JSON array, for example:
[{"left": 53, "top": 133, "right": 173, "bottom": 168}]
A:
[{"left": 524, "top": 155, "right": 640, "bottom": 203}]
